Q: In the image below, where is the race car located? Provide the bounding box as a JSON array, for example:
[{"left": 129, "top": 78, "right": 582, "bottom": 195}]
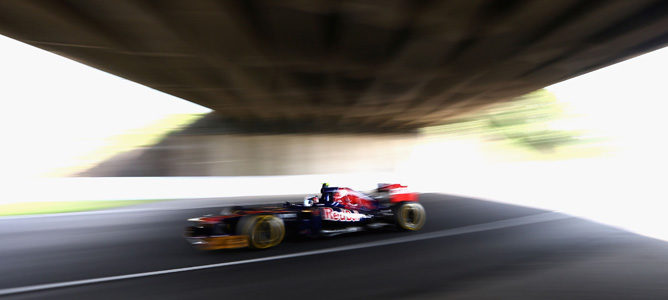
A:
[{"left": 184, "top": 183, "right": 426, "bottom": 250}]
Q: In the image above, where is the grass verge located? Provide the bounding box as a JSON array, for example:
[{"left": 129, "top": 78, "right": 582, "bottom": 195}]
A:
[{"left": 0, "top": 199, "right": 162, "bottom": 216}]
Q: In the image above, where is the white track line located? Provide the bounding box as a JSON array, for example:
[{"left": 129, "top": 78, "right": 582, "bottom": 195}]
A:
[{"left": 0, "top": 211, "right": 570, "bottom": 296}]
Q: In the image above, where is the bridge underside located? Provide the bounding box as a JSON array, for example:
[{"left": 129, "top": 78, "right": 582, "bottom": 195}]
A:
[{"left": 1, "top": 0, "right": 668, "bottom": 130}]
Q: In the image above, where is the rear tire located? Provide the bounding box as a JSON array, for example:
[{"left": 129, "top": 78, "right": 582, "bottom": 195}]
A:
[
  {"left": 393, "top": 202, "right": 426, "bottom": 231},
  {"left": 236, "top": 215, "right": 285, "bottom": 249}
]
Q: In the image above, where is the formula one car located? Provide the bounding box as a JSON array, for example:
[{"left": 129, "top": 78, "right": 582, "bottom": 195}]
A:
[{"left": 184, "top": 183, "right": 425, "bottom": 250}]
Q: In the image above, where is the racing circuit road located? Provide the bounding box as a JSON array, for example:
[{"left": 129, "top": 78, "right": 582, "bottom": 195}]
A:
[{"left": 2, "top": 194, "right": 668, "bottom": 299}]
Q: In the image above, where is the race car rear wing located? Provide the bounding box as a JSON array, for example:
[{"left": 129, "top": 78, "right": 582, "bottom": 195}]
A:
[{"left": 377, "top": 183, "right": 418, "bottom": 203}]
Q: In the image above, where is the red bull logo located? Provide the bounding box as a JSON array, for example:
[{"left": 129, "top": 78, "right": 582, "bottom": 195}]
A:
[{"left": 322, "top": 207, "right": 366, "bottom": 222}]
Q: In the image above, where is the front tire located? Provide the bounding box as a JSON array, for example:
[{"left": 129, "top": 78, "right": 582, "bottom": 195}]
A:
[
  {"left": 237, "top": 215, "right": 285, "bottom": 249},
  {"left": 393, "top": 202, "right": 426, "bottom": 231}
]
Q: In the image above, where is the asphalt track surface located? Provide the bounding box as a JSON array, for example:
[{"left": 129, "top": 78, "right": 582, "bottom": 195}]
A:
[{"left": 2, "top": 194, "right": 668, "bottom": 299}]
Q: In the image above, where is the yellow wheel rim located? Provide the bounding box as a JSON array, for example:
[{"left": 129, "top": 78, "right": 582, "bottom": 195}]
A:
[
  {"left": 249, "top": 215, "right": 285, "bottom": 249},
  {"left": 398, "top": 203, "right": 426, "bottom": 231}
]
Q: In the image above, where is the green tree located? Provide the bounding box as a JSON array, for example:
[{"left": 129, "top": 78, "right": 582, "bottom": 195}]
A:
[{"left": 485, "top": 89, "right": 580, "bottom": 152}]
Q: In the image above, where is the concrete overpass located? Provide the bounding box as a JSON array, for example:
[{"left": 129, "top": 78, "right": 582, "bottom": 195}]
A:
[
  {"left": 2, "top": 0, "right": 668, "bottom": 176},
  {"left": 1, "top": 0, "right": 668, "bottom": 131}
]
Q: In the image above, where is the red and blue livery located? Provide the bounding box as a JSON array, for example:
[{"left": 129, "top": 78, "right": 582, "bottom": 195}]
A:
[{"left": 184, "top": 183, "right": 425, "bottom": 250}]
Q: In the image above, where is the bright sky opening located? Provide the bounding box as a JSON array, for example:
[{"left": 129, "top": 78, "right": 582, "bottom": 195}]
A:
[
  {"left": 0, "top": 35, "right": 211, "bottom": 178},
  {"left": 547, "top": 46, "right": 668, "bottom": 157}
]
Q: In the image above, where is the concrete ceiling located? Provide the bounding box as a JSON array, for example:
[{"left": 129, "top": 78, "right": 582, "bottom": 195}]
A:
[{"left": 1, "top": 0, "right": 667, "bottom": 130}]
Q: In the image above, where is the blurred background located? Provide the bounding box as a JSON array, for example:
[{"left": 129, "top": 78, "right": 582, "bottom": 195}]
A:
[
  {"left": 1, "top": 1, "right": 668, "bottom": 298},
  {"left": 1, "top": 33, "right": 666, "bottom": 240}
]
